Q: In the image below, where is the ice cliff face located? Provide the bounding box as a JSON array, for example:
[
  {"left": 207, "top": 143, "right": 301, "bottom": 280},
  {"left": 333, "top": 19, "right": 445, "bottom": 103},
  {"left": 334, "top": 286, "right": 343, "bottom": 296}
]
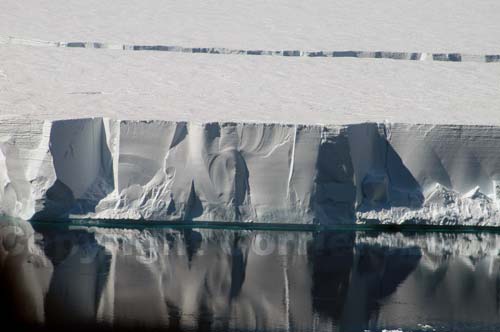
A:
[{"left": 1, "top": 118, "right": 500, "bottom": 225}]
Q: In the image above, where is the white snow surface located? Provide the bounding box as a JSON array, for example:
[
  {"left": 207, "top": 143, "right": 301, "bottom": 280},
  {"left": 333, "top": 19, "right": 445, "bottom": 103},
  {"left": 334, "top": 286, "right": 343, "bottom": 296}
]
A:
[
  {"left": 1, "top": 0, "right": 500, "bottom": 54},
  {"left": 1, "top": 44, "right": 500, "bottom": 125}
]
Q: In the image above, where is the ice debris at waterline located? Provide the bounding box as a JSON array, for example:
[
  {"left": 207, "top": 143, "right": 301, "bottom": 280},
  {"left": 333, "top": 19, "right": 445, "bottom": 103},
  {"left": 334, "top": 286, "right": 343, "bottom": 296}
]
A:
[{"left": 2, "top": 117, "right": 500, "bottom": 225}]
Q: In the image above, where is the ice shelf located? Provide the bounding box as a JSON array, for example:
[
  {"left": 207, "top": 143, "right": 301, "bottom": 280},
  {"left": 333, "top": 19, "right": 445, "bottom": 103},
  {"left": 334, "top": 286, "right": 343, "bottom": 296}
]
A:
[
  {"left": 1, "top": 118, "right": 500, "bottom": 225},
  {"left": 1, "top": 0, "right": 500, "bottom": 225}
]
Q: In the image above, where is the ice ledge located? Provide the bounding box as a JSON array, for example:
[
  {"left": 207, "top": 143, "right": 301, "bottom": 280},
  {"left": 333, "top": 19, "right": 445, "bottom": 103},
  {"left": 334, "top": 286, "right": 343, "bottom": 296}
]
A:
[{"left": 1, "top": 118, "right": 500, "bottom": 225}]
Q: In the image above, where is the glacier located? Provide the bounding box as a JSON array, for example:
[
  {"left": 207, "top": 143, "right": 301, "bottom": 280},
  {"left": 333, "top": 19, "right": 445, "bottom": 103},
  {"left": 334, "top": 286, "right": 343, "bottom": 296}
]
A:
[{"left": 1, "top": 118, "right": 500, "bottom": 225}]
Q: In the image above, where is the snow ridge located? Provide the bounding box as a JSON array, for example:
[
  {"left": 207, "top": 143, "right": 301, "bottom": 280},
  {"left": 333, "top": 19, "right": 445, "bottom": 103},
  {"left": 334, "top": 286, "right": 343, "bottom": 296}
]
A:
[{"left": 2, "top": 36, "right": 499, "bottom": 63}]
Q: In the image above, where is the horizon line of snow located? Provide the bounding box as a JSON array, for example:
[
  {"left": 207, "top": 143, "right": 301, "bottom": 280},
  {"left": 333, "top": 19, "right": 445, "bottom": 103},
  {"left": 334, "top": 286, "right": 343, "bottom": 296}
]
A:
[{"left": 1, "top": 36, "right": 499, "bottom": 63}]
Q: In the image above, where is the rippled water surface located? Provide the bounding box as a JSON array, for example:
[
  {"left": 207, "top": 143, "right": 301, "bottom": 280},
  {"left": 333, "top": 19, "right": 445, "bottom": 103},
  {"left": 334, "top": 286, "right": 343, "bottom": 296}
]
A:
[{"left": 2, "top": 219, "right": 500, "bottom": 332}]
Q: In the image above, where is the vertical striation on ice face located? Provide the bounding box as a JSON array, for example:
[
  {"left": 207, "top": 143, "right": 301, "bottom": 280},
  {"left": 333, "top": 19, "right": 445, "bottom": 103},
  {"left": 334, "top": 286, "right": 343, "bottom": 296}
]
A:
[{"left": 1, "top": 118, "right": 500, "bottom": 225}]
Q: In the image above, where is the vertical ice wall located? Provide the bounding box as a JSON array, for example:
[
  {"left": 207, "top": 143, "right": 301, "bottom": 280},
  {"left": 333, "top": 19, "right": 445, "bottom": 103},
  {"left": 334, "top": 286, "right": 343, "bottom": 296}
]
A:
[
  {"left": 0, "top": 119, "right": 54, "bottom": 219},
  {"left": 97, "top": 121, "right": 325, "bottom": 222},
  {"left": 0, "top": 118, "right": 499, "bottom": 224},
  {"left": 387, "top": 124, "right": 500, "bottom": 195}
]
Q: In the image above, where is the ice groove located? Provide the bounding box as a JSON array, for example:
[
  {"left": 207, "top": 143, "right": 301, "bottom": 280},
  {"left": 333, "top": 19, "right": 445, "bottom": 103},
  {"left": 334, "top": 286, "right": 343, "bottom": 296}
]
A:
[{"left": 1, "top": 36, "right": 499, "bottom": 63}]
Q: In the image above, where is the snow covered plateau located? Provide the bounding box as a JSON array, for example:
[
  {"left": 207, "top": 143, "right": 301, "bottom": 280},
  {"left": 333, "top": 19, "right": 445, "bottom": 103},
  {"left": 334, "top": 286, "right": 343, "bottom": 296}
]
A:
[{"left": 1, "top": 0, "right": 500, "bottom": 225}]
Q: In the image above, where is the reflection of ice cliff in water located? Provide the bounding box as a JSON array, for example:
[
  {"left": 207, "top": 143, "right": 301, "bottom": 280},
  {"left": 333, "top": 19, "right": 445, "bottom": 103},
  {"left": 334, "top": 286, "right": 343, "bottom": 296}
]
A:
[{"left": 2, "top": 220, "right": 500, "bottom": 331}]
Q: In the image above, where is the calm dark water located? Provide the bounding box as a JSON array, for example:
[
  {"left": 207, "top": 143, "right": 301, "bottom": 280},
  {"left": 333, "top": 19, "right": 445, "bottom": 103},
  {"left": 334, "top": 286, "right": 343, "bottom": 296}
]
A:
[{"left": 2, "top": 219, "right": 500, "bottom": 332}]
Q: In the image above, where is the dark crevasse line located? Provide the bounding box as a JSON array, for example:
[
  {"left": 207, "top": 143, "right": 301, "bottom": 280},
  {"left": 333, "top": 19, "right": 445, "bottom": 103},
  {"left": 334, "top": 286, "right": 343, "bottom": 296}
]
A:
[{"left": 2, "top": 36, "right": 500, "bottom": 63}]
